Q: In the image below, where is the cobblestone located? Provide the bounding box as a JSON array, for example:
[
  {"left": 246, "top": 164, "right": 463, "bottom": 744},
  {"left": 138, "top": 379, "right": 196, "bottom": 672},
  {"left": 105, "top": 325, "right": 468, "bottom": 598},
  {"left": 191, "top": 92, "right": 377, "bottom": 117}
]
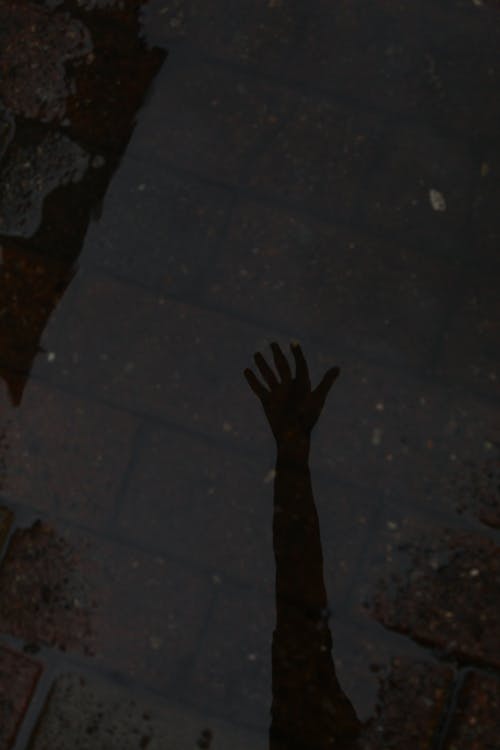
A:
[
  {"left": 368, "top": 529, "right": 500, "bottom": 668},
  {"left": 444, "top": 671, "right": 500, "bottom": 750},
  {"left": 359, "top": 657, "right": 453, "bottom": 750},
  {"left": 0, "top": 646, "right": 41, "bottom": 750}
]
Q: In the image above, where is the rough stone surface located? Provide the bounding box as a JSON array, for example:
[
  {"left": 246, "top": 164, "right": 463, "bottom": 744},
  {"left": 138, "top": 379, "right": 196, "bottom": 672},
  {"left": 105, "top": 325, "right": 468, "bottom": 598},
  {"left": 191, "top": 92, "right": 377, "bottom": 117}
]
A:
[
  {"left": 0, "top": 1, "right": 90, "bottom": 122},
  {"left": 446, "top": 451, "right": 500, "bottom": 529},
  {"left": 0, "top": 132, "right": 89, "bottom": 238},
  {"left": 0, "top": 646, "right": 41, "bottom": 749},
  {"left": 444, "top": 671, "right": 500, "bottom": 750},
  {"left": 359, "top": 657, "right": 453, "bottom": 750},
  {"left": 369, "top": 529, "right": 500, "bottom": 668}
]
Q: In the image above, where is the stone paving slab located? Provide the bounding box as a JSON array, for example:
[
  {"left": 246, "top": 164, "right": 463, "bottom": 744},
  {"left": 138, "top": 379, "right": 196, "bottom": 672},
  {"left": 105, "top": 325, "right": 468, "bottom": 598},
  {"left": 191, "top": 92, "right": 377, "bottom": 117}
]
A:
[
  {"left": 360, "top": 122, "right": 475, "bottom": 257},
  {"left": 249, "top": 98, "right": 385, "bottom": 223},
  {"left": 34, "top": 269, "right": 275, "bottom": 445},
  {"left": 0, "top": 379, "right": 136, "bottom": 528},
  {"left": 416, "top": 1, "right": 500, "bottom": 142},
  {"left": 128, "top": 57, "right": 296, "bottom": 184},
  {"left": 182, "top": 583, "right": 273, "bottom": 730},
  {"left": 367, "top": 527, "right": 500, "bottom": 669},
  {"left": 444, "top": 671, "right": 500, "bottom": 750},
  {"left": 0, "top": 645, "right": 41, "bottom": 750},
  {"left": 115, "top": 422, "right": 374, "bottom": 602},
  {"left": 200, "top": 198, "right": 462, "bottom": 368},
  {"left": 437, "top": 275, "right": 500, "bottom": 400},
  {"left": 115, "top": 425, "right": 275, "bottom": 591},
  {"left": 81, "top": 158, "right": 232, "bottom": 298},
  {"left": 186, "top": 582, "right": 455, "bottom": 746},
  {"left": 470, "top": 146, "right": 500, "bottom": 270},
  {"left": 315, "top": 360, "right": 450, "bottom": 497},
  {"left": 35, "top": 266, "right": 498, "bottom": 514},
  {"left": 0, "top": 519, "right": 213, "bottom": 690},
  {"left": 318, "top": 366, "right": 499, "bottom": 509},
  {"left": 29, "top": 672, "right": 263, "bottom": 750},
  {"left": 143, "top": 0, "right": 304, "bottom": 74}
]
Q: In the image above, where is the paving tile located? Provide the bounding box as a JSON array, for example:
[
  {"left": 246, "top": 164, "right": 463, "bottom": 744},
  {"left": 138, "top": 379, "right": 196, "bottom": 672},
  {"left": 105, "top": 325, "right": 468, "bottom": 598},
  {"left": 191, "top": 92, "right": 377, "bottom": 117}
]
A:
[
  {"left": 143, "top": 0, "right": 303, "bottom": 73},
  {"left": 317, "top": 368, "right": 496, "bottom": 515},
  {"left": 311, "top": 480, "right": 377, "bottom": 611},
  {"left": 444, "top": 671, "right": 500, "bottom": 750},
  {"left": 37, "top": 270, "right": 275, "bottom": 447},
  {"left": 249, "top": 98, "right": 384, "bottom": 221},
  {"left": 201, "top": 200, "right": 460, "bottom": 368},
  {"left": 0, "top": 379, "right": 136, "bottom": 528},
  {"left": 0, "top": 645, "right": 41, "bottom": 750},
  {"left": 282, "top": 0, "right": 425, "bottom": 114},
  {"left": 183, "top": 583, "right": 273, "bottom": 730},
  {"left": 30, "top": 672, "right": 263, "bottom": 750},
  {"left": 116, "top": 425, "right": 275, "bottom": 590},
  {"left": 361, "top": 123, "right": 475, "bottom": 257},
  {"left": 365, "top": 525, "right": 500, "bottom": 669},
  {"left": 470, "top": 148, "right": 500, "bottom": 271},
  {"left": 128, "top": 57, "right": 295, "bottom": 183},
  {"left": 0, "top": 519, "right": 212, "bottom": 690},
  {"left": 187, "top": 583, "right": 453, "bottom": 744},
  {"left": 36, "top": 269, "right": 497, "bottom": 515},
  {"left": 418, "top": 1, "right": 500, "bottom": 141},
  {"left": 437, "top": 276, "right": 500, "bottom": 399},
  {"left": 359, "top": 656, "right": 453, "bottom": 750},
  {"left": 312, "top": 358, "right": 451, "bottom": 503},
  {"left": 81, "top": 159, "right": 232, "bottom": 296},
  {"left": 116, "top": 423, "right": 374, "bottom": 604}
]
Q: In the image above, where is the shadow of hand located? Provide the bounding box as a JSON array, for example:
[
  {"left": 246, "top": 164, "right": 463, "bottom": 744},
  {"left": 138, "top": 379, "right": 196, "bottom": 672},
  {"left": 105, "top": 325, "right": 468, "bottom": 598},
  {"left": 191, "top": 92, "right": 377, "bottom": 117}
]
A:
[{"left": 244, "top": 342, "right": 339, "bottom": 447}]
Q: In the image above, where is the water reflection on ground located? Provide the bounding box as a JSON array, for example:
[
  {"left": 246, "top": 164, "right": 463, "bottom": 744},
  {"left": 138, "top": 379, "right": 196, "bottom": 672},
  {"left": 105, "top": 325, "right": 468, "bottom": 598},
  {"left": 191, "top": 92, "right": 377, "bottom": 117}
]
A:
[{"left": 1, "top": 0, "right": 499, "bottom": 748}]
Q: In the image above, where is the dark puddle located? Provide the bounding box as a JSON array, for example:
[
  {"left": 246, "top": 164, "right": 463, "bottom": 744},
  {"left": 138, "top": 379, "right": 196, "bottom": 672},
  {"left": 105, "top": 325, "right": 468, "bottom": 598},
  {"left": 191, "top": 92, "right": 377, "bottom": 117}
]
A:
[{"left": 1, "top": 1, "right": 500, "bottom": 749}]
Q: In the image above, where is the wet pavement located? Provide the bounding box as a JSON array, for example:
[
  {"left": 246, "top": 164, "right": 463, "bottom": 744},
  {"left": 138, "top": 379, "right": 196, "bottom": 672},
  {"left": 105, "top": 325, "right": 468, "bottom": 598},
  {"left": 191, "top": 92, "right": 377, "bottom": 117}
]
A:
[{"left": 0, "top": 0, "right": 499, "bottom": 748}]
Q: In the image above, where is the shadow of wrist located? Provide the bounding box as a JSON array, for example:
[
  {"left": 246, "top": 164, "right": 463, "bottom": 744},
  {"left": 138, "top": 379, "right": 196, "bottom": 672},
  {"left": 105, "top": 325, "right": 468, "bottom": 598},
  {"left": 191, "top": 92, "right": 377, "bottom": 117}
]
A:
[{"left": 276, "top": 434, "right": 311, "bottom": 466}]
